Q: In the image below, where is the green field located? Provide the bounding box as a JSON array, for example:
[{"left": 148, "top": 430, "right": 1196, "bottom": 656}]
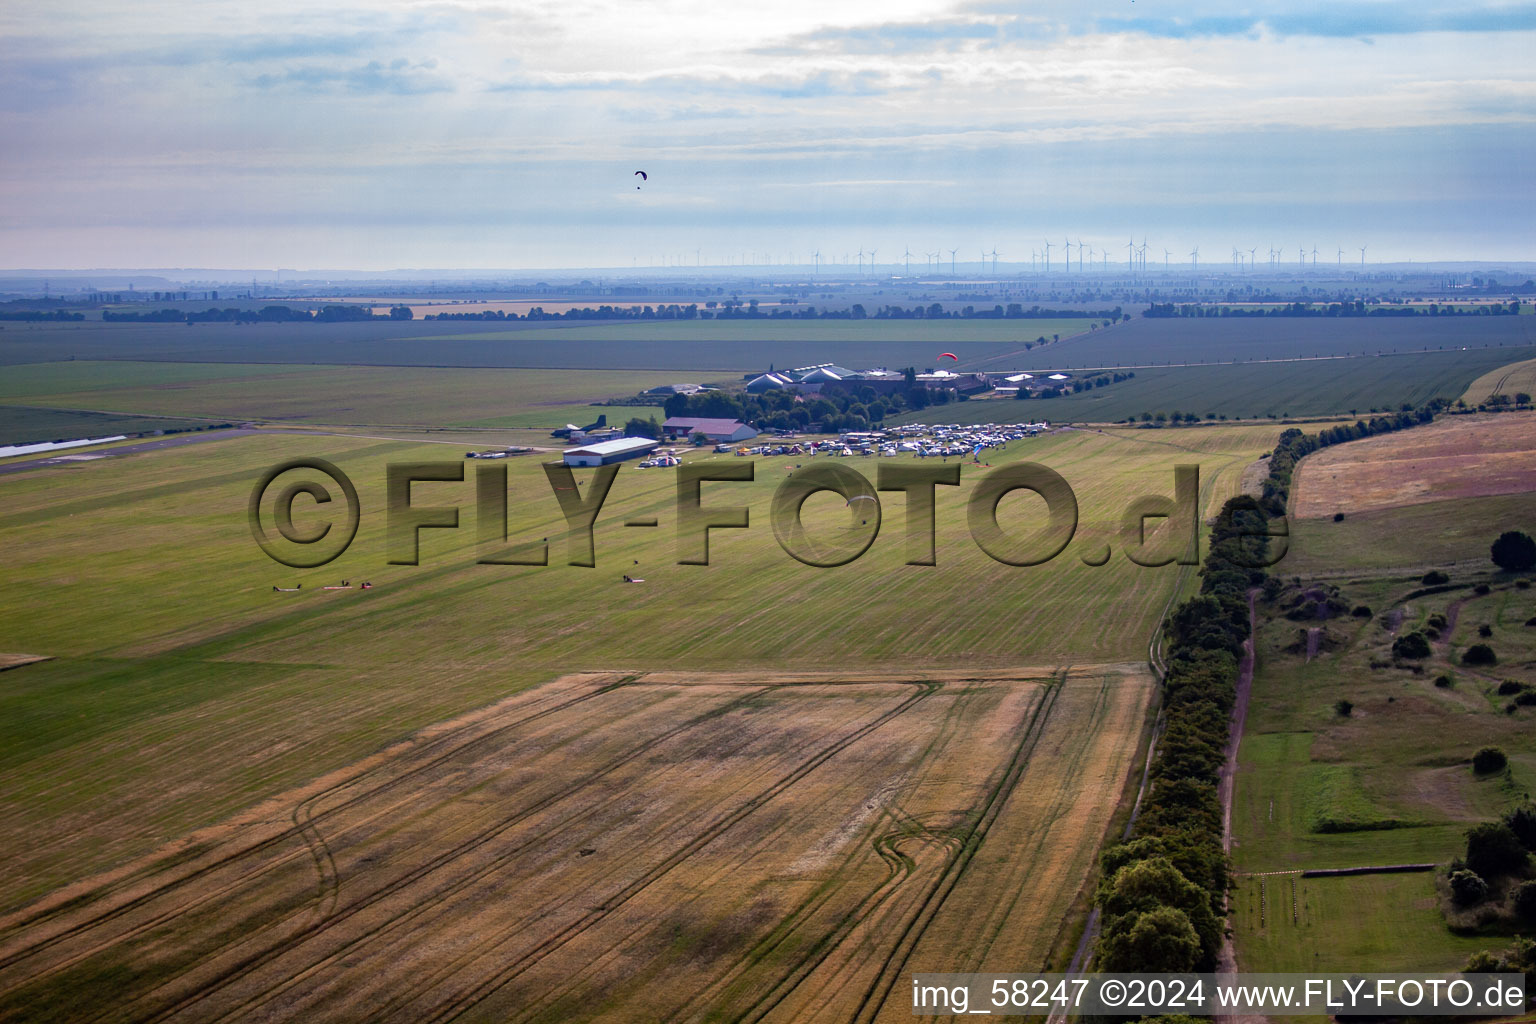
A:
[
  {"left": 1232, "top": 871, "right": 1493, "bottom": 974},
  {"left": 0, "top": 362, "right": 663, "bottom": 431},
  {"left": 0, "top": 422, "right": 1279, "bottom": 909},
  {"left": 896, "top": 346, "right": 1536, "bottom": 425},
  {"left": 1286, "top": 493, "right": 1536, "bottom": 577},
  {"left": 0, "top": 405, "right": 227, "bottom": 446},
  {"left": 0, "top": 318, "right": 1097, "bottom": 373}
]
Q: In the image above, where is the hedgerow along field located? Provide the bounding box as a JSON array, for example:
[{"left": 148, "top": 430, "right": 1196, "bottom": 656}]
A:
[
  {"left": 0, "top": 664, "right": 1152, "bottom": 1024},
  {"left": 0, "top": 424, "right": 1277, "bottom": 912}
]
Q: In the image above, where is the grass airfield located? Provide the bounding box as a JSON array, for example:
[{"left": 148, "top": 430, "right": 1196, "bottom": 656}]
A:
[{"left": 0, "top": 421, "right": 1278, "bottom": 1019}]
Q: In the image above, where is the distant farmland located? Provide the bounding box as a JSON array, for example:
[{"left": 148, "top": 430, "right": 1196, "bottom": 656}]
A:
[
  {"left": 0, "top": 319, "right": 1095, "bottom": 373},
  {"left": 0, "top": 363, "right": 664, "bottom": 430},
  {"left": 1020, "top": 314, "right": 1536, "bottom": 371},
  {"left": 897, "top": 347, "right": 1536, "bottom": 424},
  {"left": 6, "top": 315, "right": 1529, "bottom": 377}
]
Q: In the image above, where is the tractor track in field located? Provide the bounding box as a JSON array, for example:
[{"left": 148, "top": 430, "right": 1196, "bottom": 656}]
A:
[
  {"left": 697, "top": 675, "right": 1069, "bottom": 1019},
  {"left": 639, "top": 678, "right": 1000, "bottom": 1024},
  {"left": 0, "top": 668, "right": 1149, "bottom": 1024},
  {"left": 404, "top": 680, "right": 944, "bottom": 1024},
  {"left": 0, "top": 675, "right": 641, "bottom": 983},
  {"left": 221, "top": 684, "right": 855, "bottom": 1024},
  {"left": 84, "top": 683, "right": 794, "bottom": 1024},
  {"left": 844, "top": 674, "right": 1070, "bottom": 1024}
]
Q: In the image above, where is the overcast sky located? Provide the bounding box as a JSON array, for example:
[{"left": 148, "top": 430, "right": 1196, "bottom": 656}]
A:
[{"left": 3, "top": 1, "right": 1533, "bottom": 270}]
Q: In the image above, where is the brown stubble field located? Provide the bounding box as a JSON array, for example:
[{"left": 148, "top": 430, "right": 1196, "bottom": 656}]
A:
[
  {"left": 1291, "top": 413, "right": 1536, "bottom": 519},
  {"left": 0, "top": 665, "right": 1150, "bottom": 1024}
]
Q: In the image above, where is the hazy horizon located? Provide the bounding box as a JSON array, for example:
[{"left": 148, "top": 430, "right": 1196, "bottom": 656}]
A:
[{"left": 5, "top": 1, "right": 1534, "bottom": 269}]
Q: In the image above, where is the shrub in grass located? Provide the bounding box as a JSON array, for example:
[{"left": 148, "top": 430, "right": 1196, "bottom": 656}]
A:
[
  {"left": 1518, "top": 579, "right": 1532, "bottom": 590},
  {"left": 1334, "top": 699, "right": 1354, "bottom": 717},
  {"left": 1525, "top": 616, "right": 1536, "bottom": 627},
  {"left": 1474, "top": 583, "right": 1492, "bottom": 596},
  {"left": 1352, "top": 605, "right": 1372, "bottom": 618},
  {"left": 1434, "top": 674, "right": 1453, "bottom": 688},
  {"left": 1497, "top": 680, "right": 1525, "bottom": 696},
  {"left": 1423, "top": 570, "right": 1451, "bottom": 585},
  {"left": 1478, "top": 624, "right": 1493, "bottom": 637},
  {"left": 1450, "top": 869, "right": 1490, "bottom": 906},
  {"left": 1428, "top": 613, "right": 1449, "bottom": 630},
  {"left": 1473, "top": 747, "right": 1509, "bottom": 774},
  {"left": 1514, "top": 881, "right": 1536, "bottom": 922},
  {"left": 1392, "top": 632, "right": 1432, "bottom": 659},
  {"left": 1517, "top": 691, "right": 1536, "bottom": 707},
  {"left": 1491, "top": 531, "right": 1536, "bottom": 573},
  {"left": 1505, "top": 805, "right": 1536, "bottom": 849},
  {"left": 1424, "top": 627, "right": 1440, "bottom": 640},
  {"left": 1333, "top": 512, "right": 1345, "bottom": 522},
  {"left": 1465, "top": 821, "right": 1528, "bottom": 877},
  {"left": 1464, "top": 644, "right": 1498, "bottom": 666}
]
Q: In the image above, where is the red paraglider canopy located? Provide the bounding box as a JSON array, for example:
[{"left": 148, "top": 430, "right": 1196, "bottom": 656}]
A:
[{"left": 938, "top": 352, "right": 958, "bottom": 361}]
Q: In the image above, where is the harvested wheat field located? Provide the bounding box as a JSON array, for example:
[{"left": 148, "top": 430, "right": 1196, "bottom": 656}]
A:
[
  {"left": 0, "top": 665, "right": 1150, "bottom": 1024},
  {"left": 1291, "top": 413, "right": 1536, "bottom": 519}
]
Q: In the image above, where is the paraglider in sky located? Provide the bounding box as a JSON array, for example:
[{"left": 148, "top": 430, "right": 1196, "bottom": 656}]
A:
[
  {"left": 845, "top": 495, "right": 877, "bottom": 507},
  {"left": 938, "top": 352, "right": 958, "bottom": 361},
  {"left": 634, "top": 170, "right": 647, "bottom": 189}
]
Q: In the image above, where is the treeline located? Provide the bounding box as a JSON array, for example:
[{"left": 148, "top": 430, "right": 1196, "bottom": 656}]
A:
[
  {"left": 102, "top": 305, "right": 415, "bottom": 323},
  {"left": 1092, "top": 498, "right": 1263, "bottom": 972},
  {"left": 1146, "top": 300, "right": 1524, "bottom": 318},
  {"left": 1020, "top": 370, "right": 1133, "bottom": 400},
  {"left": 427, "top": 302, "right": 1130, "bottom": 322},
  {"left": 0, "top": 310, "right": 84, "bottom": 321},
  {"left": 624, "top": 376, "right": 956, "bottom": 436},
  {"left": 1094, "top": 397, "right": 1446, "bottom": 972},
  {"left": 1260, "top": 402, "right": 1443, "bottom": 509}
]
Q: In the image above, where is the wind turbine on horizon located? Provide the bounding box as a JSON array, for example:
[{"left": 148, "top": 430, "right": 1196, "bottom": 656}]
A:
[
  {"left": 1043, "top": 239, "right": 1053, "bottom": 273},
  {"left": 903, "top": 247, "right": 912, "bottom": 275},
  {"left": 1190, "top": 246, "right": 1199, "bottom": 270},
  {"left": 1359, "top": 245, "right": 1367, "bottom": 267}
]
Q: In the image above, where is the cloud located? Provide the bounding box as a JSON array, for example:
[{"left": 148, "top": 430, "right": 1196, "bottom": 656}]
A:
[
  {"left": 754, "top": 16, "right": 1010, "bottom": 55},
  {"left": 250, "top": 58, "right": 454, "bottom": 95},
  {"left": 1089, "top": 3, "right": 1536, "bottom": 40}
]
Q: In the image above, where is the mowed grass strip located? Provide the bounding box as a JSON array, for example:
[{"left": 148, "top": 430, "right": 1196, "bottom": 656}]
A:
[{"left": 0, "top": 425, "right": 1272, "bottom": 908}]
